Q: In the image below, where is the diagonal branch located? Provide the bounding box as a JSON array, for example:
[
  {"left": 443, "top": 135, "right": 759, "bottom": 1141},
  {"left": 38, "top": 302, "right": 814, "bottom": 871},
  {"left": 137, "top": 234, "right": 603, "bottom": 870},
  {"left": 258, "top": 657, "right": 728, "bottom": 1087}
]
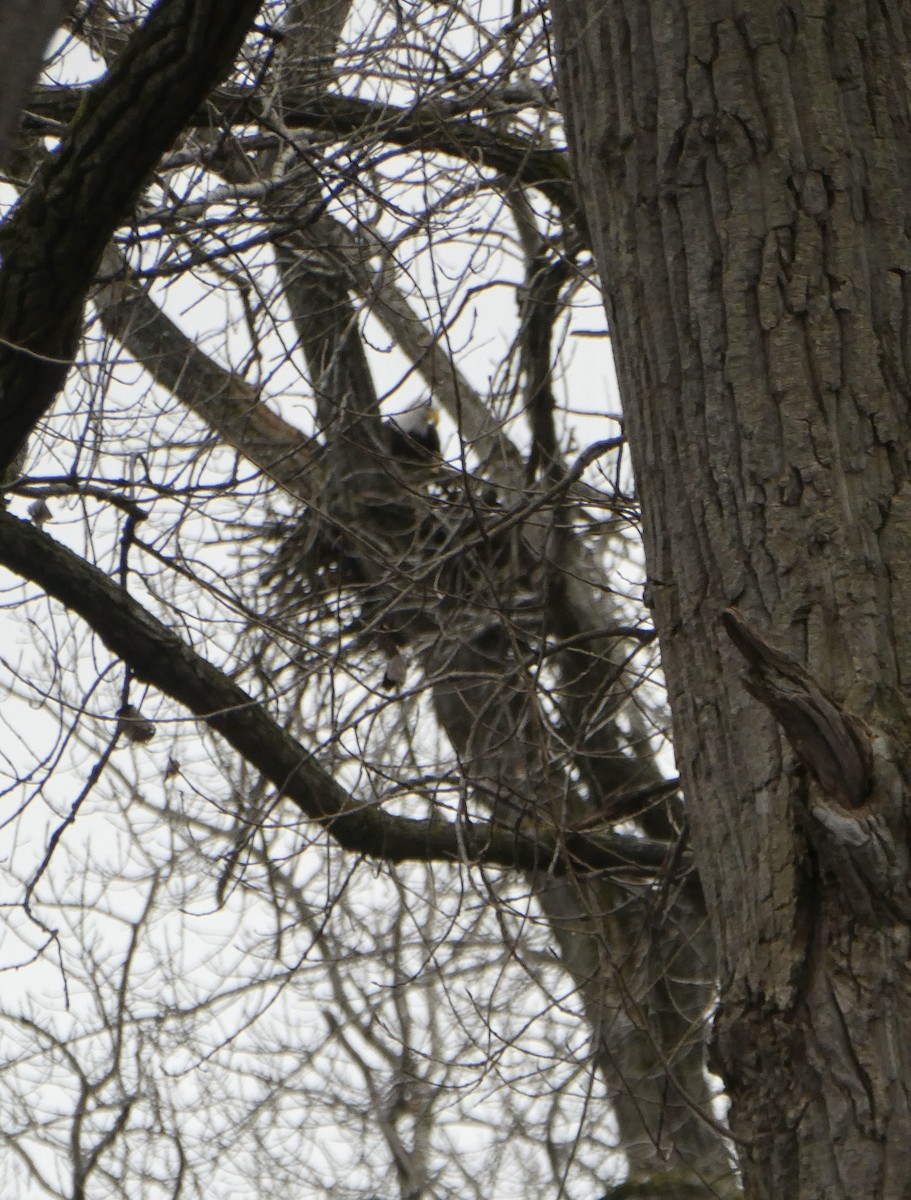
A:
[
  {"left": 0, "top": 508, "right": 670, "bottom": 879},
  {"left": 93, "top": 246, "right": 316, "bottom": 497},
  {"left": 0, "top": 0, "right": 264, "bottom": 474}
]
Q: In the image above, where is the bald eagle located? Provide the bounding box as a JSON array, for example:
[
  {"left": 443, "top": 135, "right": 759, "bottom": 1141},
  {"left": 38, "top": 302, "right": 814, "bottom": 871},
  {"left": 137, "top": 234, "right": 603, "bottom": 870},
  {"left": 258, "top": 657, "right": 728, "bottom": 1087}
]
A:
[{"left": 386, "top": 402, "right": 440, "bottom": 463}]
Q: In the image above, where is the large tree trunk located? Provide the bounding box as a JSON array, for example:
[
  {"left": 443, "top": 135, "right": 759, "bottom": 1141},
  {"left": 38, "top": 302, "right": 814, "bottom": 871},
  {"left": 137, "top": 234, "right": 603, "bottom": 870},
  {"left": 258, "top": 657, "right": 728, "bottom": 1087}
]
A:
[{"left": 550, "top": 1, "right": 911, "bottom": 1196}]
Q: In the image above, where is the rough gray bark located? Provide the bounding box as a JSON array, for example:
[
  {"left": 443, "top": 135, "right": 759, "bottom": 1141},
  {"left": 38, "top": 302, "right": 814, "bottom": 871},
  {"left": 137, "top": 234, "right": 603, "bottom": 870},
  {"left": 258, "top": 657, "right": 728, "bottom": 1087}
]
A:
[{"left": 550, "top": 1, "right": 911, "bottom": 1195}]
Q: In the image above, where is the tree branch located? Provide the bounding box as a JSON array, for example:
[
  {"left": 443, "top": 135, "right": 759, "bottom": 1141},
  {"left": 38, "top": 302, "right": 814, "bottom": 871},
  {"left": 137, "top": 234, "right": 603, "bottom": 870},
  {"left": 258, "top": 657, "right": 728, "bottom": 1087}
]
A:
[
  {"left": 0, "top": 0, "right": 263, "bottom": 474},
  {"left": 93, "top": 246, "right": 316, "bottom": 496},
  {"left": 0, "top": 509, "right": 671, "bottom": 879},
  {"left": 24, "top": 84, "right": 580, "bottom": 224}
]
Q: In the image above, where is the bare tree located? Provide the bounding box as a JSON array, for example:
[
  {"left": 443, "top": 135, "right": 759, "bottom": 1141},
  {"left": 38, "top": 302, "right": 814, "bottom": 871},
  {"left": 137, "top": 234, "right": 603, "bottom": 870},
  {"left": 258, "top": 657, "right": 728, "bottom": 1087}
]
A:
[{"left": 0, "top": 2, "right": 732, "bottom": 1196}]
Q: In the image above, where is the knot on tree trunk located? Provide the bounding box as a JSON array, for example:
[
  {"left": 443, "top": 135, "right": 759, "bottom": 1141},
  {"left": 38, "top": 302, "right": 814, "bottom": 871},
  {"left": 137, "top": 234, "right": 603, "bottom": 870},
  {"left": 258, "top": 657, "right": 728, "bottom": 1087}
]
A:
[
  {"left": 721, "top": 608, "right": 873, "bottom": 809},
  {"left": 722, "top": 609, "right": 911, "bottom": 921}
]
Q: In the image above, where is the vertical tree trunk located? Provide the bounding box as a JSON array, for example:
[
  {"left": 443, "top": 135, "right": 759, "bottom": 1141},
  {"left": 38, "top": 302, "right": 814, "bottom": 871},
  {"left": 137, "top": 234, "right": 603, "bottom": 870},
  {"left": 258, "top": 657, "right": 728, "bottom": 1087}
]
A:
[{"left": 550, "top": 1, "right": 911, "bottom": 1195}]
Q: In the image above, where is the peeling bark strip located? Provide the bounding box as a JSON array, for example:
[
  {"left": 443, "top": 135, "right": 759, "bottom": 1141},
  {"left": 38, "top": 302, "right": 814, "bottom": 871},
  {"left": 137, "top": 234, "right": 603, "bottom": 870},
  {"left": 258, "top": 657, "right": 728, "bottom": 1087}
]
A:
[
  {"left": 721, "top": 608, "right": 873, "bottom": 808},
  {"left": 0, "top": 0, "right": 264, "bottom": 474}
]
